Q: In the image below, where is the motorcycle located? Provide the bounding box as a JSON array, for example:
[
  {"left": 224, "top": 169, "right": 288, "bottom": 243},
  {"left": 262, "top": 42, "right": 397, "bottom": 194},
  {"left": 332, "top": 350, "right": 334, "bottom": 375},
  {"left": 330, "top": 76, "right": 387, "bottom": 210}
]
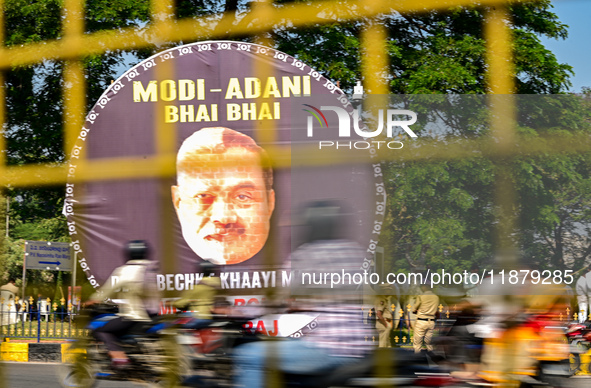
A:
[
  {"left": 566, "top": 321, "right": 591, "bottom": 375},
  {"left": 171, "top": 313, "right": 261, "bottom": 387},
  {"left": 59, "top": 303, "right": 188, "bottom": 388},
  {"left": 283, "top": 348, "right": 462, "bottom": 388},
  {"left": 173, "top": 311, "right": 462, "bottom": 388},
  {"left": 469, "top": 313, "right": 572, "bottom": 387}
]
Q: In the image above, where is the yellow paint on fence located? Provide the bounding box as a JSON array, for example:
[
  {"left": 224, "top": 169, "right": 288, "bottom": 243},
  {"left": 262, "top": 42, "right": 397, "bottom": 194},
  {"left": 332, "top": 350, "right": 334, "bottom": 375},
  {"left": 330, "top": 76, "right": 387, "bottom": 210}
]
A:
[{"left": 0, "top": 343, "right": 28, "bottom": 362}]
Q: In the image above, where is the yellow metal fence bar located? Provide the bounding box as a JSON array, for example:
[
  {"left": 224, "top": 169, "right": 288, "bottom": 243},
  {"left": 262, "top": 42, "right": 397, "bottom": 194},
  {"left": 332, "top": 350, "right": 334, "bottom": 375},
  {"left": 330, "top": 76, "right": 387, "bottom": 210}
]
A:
[
  {"left": 63, "top": 0, "right": 86, "bottom": 162},
  {"left": 485, "top": 5, "right": 516, "bottom": 96},
  {"left": 253, "top": 0, "right": 277, "bottom": 147},
  {"left": 361, "top": 21, "right": 389, "bottom": 95},
  {"left": 484, "top": 5, "right": 518, "bottom": 268},
  {"left": 0, "top": 0, "right": 546, "bottom": 191},
  {"left": 0, "top": 0, "right": 5, "bottom": 175},
  {"left": 0, "top": 0, "right": 525, "bottom": 69},
  {"left": 151, "top": 0, "right": 175, "bottom": 47},
  {"left": 2, "top": 130, "right": 591, "bottom": 187},
  {"left": 484, "top": 6, "right": 519, "bottom": 386},
  {"left": 152, "top": 19, "right": 179, "bottom": 289}
]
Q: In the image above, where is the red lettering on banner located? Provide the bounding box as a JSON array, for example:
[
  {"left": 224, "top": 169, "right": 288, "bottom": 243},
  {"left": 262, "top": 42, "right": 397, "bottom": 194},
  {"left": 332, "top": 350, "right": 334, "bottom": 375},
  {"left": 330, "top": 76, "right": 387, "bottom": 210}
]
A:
[
  {"left": 255, "top": 320, "right": 267, "bottom": 335},
  {"left": 253, "top": 320, "right": 279, "bottom": 337},
  {"left": 268, "top": 320, "right": 279, "bottom": 336},
  {"left": 234, "top": 298, "right": 246, "bottom": 306}
]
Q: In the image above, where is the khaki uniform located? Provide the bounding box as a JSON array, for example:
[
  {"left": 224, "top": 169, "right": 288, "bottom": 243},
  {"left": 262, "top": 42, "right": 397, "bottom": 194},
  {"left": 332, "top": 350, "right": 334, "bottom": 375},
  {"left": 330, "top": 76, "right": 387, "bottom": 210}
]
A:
[
  {"left": 375, "top": 295, "right": 393, "bottom": 348},
  {"left": 173, "top": 276, "right": 221, "bottom": 319},
  {"left": 0, "top": 282, "right": 19, "bottom": 295},
  {"left": 89, "top": 259, "right": 160, "bottom": 321},
  {"left": 412, "top": 290, "right": 439, "bottom": 353}
]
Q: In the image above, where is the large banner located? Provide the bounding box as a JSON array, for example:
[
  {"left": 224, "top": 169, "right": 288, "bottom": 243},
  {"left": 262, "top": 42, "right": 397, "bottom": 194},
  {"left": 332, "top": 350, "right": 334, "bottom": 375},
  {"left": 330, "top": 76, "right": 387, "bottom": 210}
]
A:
[{"left": 64, "top": 41, "right": 381, "bottom": 310}]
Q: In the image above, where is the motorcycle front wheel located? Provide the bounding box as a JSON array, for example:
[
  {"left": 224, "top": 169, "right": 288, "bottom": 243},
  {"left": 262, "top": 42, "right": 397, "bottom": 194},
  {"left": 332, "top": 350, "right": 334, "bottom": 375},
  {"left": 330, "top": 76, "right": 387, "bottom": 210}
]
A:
[
  {"left": 59, "top": 363, "right": 97, "bottom": 388},
  {"left": 145, "top": 335, "right": 191, "bottom": 388}
]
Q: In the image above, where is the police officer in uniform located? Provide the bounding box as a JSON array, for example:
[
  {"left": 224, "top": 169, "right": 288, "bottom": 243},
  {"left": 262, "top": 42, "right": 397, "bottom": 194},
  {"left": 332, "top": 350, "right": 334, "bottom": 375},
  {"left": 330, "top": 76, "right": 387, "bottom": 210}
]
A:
[
  {"left": 412, "top": 283, "right": 439, "bottom": 353},
  {"left": 375, "top": 286, "right": 394, "bottom": 348}
]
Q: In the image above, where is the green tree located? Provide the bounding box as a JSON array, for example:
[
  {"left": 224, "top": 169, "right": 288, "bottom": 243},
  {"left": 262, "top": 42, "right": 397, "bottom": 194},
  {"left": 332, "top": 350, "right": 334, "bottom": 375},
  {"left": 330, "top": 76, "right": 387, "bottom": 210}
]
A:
[
  {"left": 274, "top": 0, "right": 572, "bottom": 94},
  {"left": 1, "top": 0, "right": 583, "bottom": 281},
  {"left": 2, "top": 0, "right": 151, "bottom": 289},
  {"left": 3, "top": 0, "right": 151, "bottom": 225},
  {"left": 513, "top": 96, "right": 591, "bottom": 271},
  {"left": 380, "top": 94, "right": 591, "bottom": 276}
]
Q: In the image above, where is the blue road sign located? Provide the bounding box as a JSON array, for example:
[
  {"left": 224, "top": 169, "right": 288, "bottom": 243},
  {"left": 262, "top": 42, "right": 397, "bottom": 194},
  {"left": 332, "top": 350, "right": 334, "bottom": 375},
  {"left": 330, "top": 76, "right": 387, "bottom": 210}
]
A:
[{"left": 25, "top": 241, "right": 73, "bottom": 271}]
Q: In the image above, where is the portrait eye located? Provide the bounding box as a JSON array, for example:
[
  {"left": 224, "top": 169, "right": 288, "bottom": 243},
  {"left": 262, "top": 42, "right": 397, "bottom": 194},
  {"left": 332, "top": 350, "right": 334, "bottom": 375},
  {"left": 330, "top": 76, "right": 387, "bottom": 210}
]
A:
[
  {"left": 234, "top": 191, "right": 254, "bottom": 202},
  {"left": 190, "top": 193, "right": 214, "bottom": 206}
]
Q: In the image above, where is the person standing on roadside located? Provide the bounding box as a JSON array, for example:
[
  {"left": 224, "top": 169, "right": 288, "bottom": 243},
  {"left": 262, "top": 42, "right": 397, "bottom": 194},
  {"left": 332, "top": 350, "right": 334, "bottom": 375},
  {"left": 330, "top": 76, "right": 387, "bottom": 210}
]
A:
[
  {"left": 375, "top": 285, "right": 394, "bottom": 348},
  {"left": 412, "top": 282, "right": 439, "bottom": 353},
  {"left": 576, "top": 268, "right": 591, "bottom": 323}
]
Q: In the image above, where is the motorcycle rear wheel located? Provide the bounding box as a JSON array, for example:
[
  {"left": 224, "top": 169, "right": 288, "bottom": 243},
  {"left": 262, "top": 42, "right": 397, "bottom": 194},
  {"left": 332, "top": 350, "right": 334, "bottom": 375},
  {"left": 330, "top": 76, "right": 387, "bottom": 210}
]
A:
[{"left": 568, "top": 339, "right": 589, "bottom": 375}]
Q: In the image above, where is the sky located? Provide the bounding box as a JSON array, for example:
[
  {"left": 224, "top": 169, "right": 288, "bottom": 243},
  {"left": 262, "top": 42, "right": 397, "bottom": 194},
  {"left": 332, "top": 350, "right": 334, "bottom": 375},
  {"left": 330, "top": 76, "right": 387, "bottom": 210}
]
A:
[{"left": 541, "top": 0, "right": 590, "bottom": 92}]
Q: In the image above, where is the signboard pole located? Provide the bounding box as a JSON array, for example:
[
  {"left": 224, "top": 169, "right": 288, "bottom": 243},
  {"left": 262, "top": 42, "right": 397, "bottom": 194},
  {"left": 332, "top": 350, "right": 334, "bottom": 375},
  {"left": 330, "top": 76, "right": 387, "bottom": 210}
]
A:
[
  {"left": 72, "top": 250, "right": 77, "bottom": 307},
  {"left": 22, "top": 245, "right": 26, "bottom": 301}
]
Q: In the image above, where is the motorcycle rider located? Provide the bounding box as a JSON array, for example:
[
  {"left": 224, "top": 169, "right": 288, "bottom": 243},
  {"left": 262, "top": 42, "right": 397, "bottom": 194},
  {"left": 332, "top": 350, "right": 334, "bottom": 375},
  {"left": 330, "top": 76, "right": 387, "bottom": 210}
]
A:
[
  {"left": 86, "top": 240, "right": 160, "bottom": 368},
  {"left": 233, "top": 200, "right": 374, "bottom": 387},
  {"left": 173, "top": 261, "right": 222, "bottom": 326}
]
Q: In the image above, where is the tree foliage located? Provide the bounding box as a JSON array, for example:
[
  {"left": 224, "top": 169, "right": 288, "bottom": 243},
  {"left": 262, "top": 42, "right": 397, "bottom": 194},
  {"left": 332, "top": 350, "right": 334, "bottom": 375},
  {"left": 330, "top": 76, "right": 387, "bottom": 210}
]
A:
[
  {"left": 380, "top": 94, "right": 591, "bottom": 275},
  {"left": 1, "top": 0, "right": 586, "bottom": 283},
  {"left": 274, "top": 0, "right": 572, "bottom": 94},
  {"left": 2, "top": 0, "right": 151, "bottom": 287}
]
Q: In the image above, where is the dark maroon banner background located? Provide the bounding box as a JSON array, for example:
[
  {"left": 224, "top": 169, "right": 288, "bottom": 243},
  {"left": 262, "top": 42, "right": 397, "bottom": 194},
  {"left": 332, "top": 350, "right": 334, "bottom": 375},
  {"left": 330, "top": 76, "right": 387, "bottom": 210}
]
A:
[{"left": 65, "top": 41, "right": 379, "bottom": 294}]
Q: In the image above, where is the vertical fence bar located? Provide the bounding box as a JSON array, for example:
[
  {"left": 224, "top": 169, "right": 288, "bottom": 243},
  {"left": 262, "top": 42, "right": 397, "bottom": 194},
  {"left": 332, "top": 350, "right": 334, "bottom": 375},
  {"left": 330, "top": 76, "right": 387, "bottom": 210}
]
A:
[
  {"left": 361, "top": 19, "right": 395, "bottom": 386},
  {"left": 150, "top": 0, "right": 178, "bottom": 298},
  {"left": 63, "top": 0, "right": 86, "bottom": 155},
  {"left": 484, "top": 6, "right": 518, "bottom": 387},
  {"left": 360, "top": 21, "right": 389, "bottom": 95},
  {"left": 37, "top": 300, "right": 41, "bottom": 343},
  {"left": 0, "top": 15, "right": 7, "bottom": 388},
  {"left": 0, "top": 0, "right": 5, "bottom": 171},
  {"left": 485, "top": 6, "right": 518, "bottom": 266},
  {"left": 253, "top": 0, "right": 276, "bottom": 147}
]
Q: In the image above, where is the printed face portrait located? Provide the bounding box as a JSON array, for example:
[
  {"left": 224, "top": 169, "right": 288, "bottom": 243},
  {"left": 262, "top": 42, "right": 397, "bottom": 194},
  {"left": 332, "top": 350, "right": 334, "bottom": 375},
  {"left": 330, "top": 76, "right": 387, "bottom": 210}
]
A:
[{"left": 171, "top": 127, "right": 275, "bottom": 265}]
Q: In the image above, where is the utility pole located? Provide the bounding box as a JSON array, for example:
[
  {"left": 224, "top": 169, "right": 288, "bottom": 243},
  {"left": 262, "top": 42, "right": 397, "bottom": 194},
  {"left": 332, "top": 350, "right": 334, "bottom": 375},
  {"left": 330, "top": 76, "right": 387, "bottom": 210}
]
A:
[{"left": 5, "top": 196, "right": 9, "bottom": 237}]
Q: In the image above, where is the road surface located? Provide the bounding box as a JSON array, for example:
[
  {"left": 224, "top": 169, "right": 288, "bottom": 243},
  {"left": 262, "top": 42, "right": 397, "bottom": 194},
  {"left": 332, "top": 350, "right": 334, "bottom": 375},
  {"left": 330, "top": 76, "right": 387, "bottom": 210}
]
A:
[
  {"left": 2, "top": 362, "right": 146, "bottom": 387},
  {"left": 3, "top": 360, "right": 591, "bottom": 388}
]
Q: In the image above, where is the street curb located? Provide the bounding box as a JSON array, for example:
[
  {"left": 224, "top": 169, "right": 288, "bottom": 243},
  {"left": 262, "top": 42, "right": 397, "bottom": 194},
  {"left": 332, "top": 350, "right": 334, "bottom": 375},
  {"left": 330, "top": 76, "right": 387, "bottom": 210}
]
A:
[
  {"left": 2, "top": 341, "right": 590, "bottom": 377},
  {"left": 0, "top": 343, "right": 28, "bottom": 362},
  {"left": 0, "top": 342, "right": 77, "bottom": 363},
  {"left": 29, "top": 343, "right": 62, "bottom": 362}
]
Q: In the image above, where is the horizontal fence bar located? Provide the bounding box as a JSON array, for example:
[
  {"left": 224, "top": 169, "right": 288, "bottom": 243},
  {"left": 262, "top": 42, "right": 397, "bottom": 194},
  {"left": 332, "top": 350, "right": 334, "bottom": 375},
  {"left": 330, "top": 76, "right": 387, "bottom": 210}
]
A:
[
  {"left": 0, "top": 131, "right": 589, "bottom": 187},
  {"left": 0, "top": 0, "right": 524, "bottom": 69}
]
